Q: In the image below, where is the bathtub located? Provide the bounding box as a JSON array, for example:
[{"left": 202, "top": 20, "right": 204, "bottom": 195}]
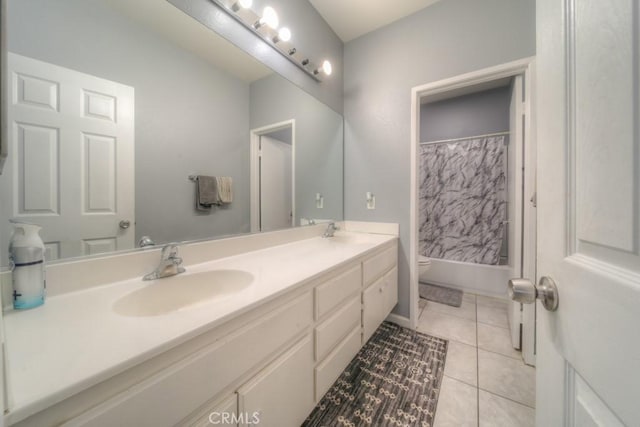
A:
[{"left": 419, "top": 257, "right": 510, "bottom": 298}]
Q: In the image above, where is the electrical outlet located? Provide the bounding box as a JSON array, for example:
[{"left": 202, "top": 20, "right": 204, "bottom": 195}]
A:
[
  {"left": 316, "top": 193, "right": 324, "bottom": 209},
  {"left": 366, "top": 192, "right": 375, "bottom": 210}
]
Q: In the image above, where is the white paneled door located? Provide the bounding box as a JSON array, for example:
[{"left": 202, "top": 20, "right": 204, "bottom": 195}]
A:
[
  {"left": 536, "top": 0, "right": 639, "bottom": 426},
  {"left": 2, "top": 53, "right": 134, "bottom": 261}
]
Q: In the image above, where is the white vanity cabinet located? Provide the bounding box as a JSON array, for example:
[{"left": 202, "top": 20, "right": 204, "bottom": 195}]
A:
[
  {"left": 65, "top": 293, "right": 313, "bottom": 427},
  {"left": 11, "top": 237, "right": 398, "bottom": 427},
  {"left": 312, "top": 240, "right": 398, "bottom": 401}
]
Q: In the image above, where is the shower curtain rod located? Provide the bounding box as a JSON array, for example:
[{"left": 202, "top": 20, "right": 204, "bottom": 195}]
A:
[{"left": 419, "top": 131, "right": 509, "bottom": 146}]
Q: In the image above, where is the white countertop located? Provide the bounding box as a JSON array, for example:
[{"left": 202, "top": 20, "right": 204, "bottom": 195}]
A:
[{"left": 3, "top": 231, "right": 396, "bottom": 422}]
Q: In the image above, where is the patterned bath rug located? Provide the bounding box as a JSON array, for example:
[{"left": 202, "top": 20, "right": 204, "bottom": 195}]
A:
[
  {"left": 419, "top": 282, "right": 463, "bottom": 307},
  {"left": 303, "top": 321, "right": 448, "bottom": 427}
]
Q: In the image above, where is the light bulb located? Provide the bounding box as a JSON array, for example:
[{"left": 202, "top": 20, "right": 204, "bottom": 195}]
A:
[
  {"left": 314, "top": 60, "right": 332, "bottom": 76},
  {"left": 231, "top": 0, "right": 252, "bottom": 12},
  {"left": 322, "top": 60, "right": 332, "bottom": 76},
  {"left": 259, "top": 6, "right": 279, "bottom": 29},
  {"left": 274, "top": 27, "right": 291, "bottom": 43}
]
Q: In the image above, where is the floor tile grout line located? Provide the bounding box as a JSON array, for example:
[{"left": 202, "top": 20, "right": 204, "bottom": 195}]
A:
[
  {"left": 422, "top": 308, "right": 478, "bottom": 325},
  {"left": 476, "top": 345, "right": 523, "bottom": 360},
  {"left": 478, "top": 387, "right": 536, "bottom": 410},
  {"left": 442, "top": 373, "right": 477, "bottom": 389},
  {"left": 477, "top": 319, "right": 510, "bottom": 330},
  {"left": 427, "top": 308, "right": 477, "bottom": 322}
]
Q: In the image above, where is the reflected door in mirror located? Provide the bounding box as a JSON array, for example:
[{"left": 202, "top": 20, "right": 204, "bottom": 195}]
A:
[
  {"left": 259, "top": 134, "right": 293, "bottom": 232},
  {"left": 1, "top": 54, "right": 135, "bottom": 261}
]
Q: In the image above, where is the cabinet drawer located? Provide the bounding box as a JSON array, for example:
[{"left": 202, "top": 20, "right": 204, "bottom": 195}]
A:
[
  {"left": 315, "top": 263, "right": 361, "bottom": 319},
  {"left": 362, "top": 267, "right": 398, "bottom": 343},
  {"left": 182, "top": 394, "right": 238, "bottom": 427},
  {"left": 362, "top": 244, "right": 397, "bottom": 286},
  {"left": 72, "top": 293, "right": 313, "bottom": 427},
  {"left": 238, "top": 336, "right": 314, "bottom": 427},
  {"left": 315, "top": 296, "right": 360, "bottom": 362},
  {"left": 314, "top": 325, "right": 361, "bottom": 401}
]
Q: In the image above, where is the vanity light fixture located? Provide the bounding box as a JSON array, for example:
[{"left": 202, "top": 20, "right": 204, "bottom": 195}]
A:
[{"left": 212, "top": 0, "right": 331, "bottom": 82}]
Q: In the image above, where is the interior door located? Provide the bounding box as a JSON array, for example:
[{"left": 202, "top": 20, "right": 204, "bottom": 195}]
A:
[
  {"left": 535, "top": 0, "right": 640, "bottom": 425},
  {"left": 259, "top": 135, "right": 292, "bottom": 231},
  {"left": 1, "top": 53, "right": 134, "bottom": 261}
]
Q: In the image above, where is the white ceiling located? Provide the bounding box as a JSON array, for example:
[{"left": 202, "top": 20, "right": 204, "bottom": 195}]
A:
[
  {"left": 309, "top": 0, "right": 442, "bottom": 42},
  {"left": 105, "top": 0, "right": 272, "bottom": 82}
]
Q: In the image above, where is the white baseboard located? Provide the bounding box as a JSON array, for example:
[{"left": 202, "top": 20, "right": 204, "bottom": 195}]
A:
[{"left": 386, "top": 313, "right": 412, "bottom": 329}]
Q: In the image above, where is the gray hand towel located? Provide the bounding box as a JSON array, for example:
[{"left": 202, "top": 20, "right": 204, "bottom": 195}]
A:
[{"left": 196, "top": 175, "right": 218, "bottom": 209}]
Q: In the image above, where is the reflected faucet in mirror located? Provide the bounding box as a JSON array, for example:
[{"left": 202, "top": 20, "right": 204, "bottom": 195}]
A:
[
  {"left": 138, "top": 236, "right": 156, "bottom": 248},
  {"left": 323, "top": 222, "right": 339, "bottom": 238},
  {"left": 143, "top": 244, "right": 185, "bottom": 281}
]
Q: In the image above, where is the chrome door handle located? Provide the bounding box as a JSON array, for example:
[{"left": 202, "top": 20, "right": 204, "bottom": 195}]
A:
[
  {"left": 119, "top": 220, "right": 131, "bottom": 229},
  {"left": 508, "top": 276, "right": 559, "bottom": 311}
]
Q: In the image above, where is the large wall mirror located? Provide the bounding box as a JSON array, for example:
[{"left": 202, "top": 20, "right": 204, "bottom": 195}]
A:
[{"left": 0, "top": 0, "right": 344, "bottom": 269}]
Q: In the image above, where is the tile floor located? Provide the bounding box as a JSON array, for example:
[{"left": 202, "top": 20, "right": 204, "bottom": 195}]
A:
[{"left": 417, "top": 293, "right": 535, "bottom": 427}]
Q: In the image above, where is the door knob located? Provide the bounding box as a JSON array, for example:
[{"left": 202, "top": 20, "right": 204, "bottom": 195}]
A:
[
  {"left": 119, "top": 220, "right": 131, "bottom": 230},
  {"left": 508, "top": 276, "right": 559, "bottom": 311}
]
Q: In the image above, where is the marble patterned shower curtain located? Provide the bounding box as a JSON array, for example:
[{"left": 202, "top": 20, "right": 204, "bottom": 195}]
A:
[{"left": 419, "top": 136, "right": 507, "bottom": 265}]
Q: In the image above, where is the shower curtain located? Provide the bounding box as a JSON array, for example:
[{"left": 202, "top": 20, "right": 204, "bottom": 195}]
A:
[{"left": 419, "top": 136, "right": 507, "bottom": 265}]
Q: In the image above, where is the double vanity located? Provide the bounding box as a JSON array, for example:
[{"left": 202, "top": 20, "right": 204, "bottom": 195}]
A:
[{"left": 2, "top": 222, "right": 399, "bottom": 426}]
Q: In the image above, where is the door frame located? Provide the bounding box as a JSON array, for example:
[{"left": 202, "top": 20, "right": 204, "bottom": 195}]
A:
[
  {"left": 409, "top": 57, "right": 536, "bottom": 361},
  {"left": 250, "top": 119, "right": 295, "bottom": 232}
]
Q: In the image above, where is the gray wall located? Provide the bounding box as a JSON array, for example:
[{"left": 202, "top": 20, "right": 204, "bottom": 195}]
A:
[
  {"left": 343, "top": 0, "right": 535, "bottom": 318},
  {"left": 420, "top": 86, "right": 511, "bottom": 142},
  {"left": 7, "top": 0, "right": 251, "bottom": 247},
  {"left": 169, "top": 0, "right": 344, "bottom": 115},
  {"left": 250, "top": 74, "right": 343, "bottom": 223}
]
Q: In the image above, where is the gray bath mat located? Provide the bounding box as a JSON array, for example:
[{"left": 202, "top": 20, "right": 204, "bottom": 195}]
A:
[
  {"left": 303, "top": 321, "right": 448, "bottom": 427},
  {"left": 419, "top": 282, "right": 463, "bottom": 307}
]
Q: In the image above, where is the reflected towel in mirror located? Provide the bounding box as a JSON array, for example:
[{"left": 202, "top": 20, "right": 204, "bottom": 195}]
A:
[
  {"left": 196, "top": 175, "right": 218, "bottom": 210},
  {"left": 216, "top": 177, "right": 233, "bottom": 204}
]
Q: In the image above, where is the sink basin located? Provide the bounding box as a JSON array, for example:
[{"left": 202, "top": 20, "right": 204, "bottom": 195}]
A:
[{"left": 113, "top": 269, "right": 254, "bottom": 317}]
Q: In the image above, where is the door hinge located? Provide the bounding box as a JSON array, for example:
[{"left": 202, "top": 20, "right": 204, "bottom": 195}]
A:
[{"left": 530, "top": 192, "right": 537, "bottom": 207}]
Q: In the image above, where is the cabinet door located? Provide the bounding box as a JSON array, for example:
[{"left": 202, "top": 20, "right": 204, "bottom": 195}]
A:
[
  {"left": 383, "top": 266, "right": 398, "bottom": 313},
  {"left": 362, "top": 266, "right": 398, "bottom": 343},
  {"left": 183, "top": 394, "right": 238, "bottom": 427},
  {"left": 363, "top": 276, "right": 386, "bottom": 343},
  {"left": 237, "top": 336, "right": 314, "bottom": 427}
]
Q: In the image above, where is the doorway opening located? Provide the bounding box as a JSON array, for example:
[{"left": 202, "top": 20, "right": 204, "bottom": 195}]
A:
[
  {"left": 410, "top": 58, "right": 536, "bottom": 365},
  {"left": 250, "top": 120, "right": 295, "bottom": 233}
]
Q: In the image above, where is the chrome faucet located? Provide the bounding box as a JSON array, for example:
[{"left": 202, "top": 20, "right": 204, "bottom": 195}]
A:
[
  {"left": 323, "top": 222, "right": 339, "bottom": 238},
  {"left": 143, "top": 243, "right": 185, "bottom": 280}
]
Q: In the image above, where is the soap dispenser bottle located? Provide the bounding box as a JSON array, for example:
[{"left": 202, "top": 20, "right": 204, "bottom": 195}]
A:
[{"left": 8, "top": 220, "right": 46, "bottom": 309}]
